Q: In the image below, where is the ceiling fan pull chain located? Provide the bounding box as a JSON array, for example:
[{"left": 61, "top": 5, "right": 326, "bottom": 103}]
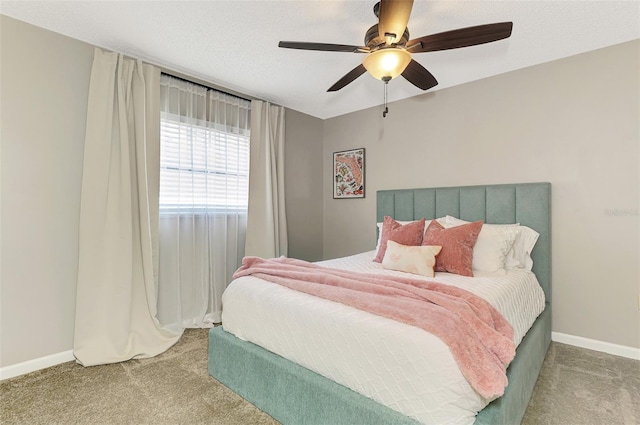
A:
[{"left": 382, "top": 76, "right": 390, "bottom": 117}]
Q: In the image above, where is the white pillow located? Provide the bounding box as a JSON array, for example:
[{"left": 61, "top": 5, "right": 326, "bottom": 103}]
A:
[
  {"left": 445, "top": 216, "right": 520, "bottom": 273},
  {"left": 381, "top": 240, "right": 442, "bottom": 277},
  {"left": 504, "top": 226, "right": 539, "bottom": 271}
]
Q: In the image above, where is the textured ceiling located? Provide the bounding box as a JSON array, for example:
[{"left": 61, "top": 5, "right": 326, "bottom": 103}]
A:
[{"left": 2, "top": 1, "right": 638, "bottom": 119}]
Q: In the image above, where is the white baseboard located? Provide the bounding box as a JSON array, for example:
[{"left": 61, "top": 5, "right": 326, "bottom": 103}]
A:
[
  {"left": 552, "top": 332, "right": 640, "bottom": 360},
  {"left": 0, "top": 350, "right": 75, "bottom": 381},
  {"left": 2, "top": 334, "right": 637, "bottom": 381}
]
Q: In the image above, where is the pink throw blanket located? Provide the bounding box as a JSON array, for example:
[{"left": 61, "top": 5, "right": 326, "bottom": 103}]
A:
[{"left": 233, "top": 256, "right": 516, "bottom": 400}]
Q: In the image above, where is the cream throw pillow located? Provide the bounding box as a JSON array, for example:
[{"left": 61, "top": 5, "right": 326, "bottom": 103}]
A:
[{"left": 381, "top": 240, "right": 442, "bottom": 277}]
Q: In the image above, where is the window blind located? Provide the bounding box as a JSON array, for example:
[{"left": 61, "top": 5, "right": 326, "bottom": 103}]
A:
[{"left": 159, "top": 112, "right": 250, "bottom": 213}]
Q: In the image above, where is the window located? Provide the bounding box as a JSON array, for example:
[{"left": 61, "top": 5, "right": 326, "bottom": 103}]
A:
[
  {"left": 159, "top": 116, "right": 249, "bottom": 213},
  {"left": 156, "top": 74, "right": 251, "bottom": 327},
  {"left": 158, "top": 75, "right": 251, "bottom": 214}
]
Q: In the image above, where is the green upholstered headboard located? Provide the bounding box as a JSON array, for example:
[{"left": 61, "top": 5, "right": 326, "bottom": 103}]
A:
[{"left": 377, "top": 182, "right": 552, "bottom": 304}]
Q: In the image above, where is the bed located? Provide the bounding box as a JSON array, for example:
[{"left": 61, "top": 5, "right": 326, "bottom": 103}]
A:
[{"left": 209, "top": 182, "right": 551, "bottom": 425}]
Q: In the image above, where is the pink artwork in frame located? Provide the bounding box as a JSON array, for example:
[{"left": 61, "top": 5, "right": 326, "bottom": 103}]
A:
[{"left": 333, "top": 148, "right": 365, "bottom": 199}]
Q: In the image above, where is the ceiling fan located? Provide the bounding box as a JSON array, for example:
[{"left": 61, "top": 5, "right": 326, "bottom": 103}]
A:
[{"left": 278, "top": 0, "right": 513, "bottom": 93}]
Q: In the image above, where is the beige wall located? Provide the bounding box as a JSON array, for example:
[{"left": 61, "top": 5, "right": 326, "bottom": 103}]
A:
[
  {"left": 1, "top": 15, "right": 94, "bottom": 366},
  {"left": 284, "top": 109, "right": 324, "bottom": 261},
  {"left": 323, "top": 40, "right": 640, "bottom": 349}
]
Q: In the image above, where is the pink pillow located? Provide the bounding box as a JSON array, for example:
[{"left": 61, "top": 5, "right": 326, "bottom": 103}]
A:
[
  {"left": 422, "top": 220, "right": 483, "bottom": 276},
  {"left": 374, "top": 216, "right": 426, "bottom": 263}
]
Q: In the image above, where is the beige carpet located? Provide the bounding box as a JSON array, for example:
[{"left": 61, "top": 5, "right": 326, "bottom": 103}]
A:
[
  {"left": 522, "top": 340, "right": 639, "bottom": 425},
  {"left": 2, "top": 329, "right": 638, "bottom": 425},
  {"left": 1, "top": 329, "right": 276, "bottom": 425}
]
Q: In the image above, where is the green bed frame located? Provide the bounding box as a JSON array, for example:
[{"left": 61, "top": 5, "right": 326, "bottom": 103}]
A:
[{"left": 209, "top": 182, "right": 552, "bottom": 425}]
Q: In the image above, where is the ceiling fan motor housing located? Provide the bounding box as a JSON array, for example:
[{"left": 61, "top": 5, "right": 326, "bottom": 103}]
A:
[{"left": 365, "top": 24, "right": 409, "bottom": 49}]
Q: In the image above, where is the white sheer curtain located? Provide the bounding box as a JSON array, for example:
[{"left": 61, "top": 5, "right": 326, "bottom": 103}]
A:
[
  {"left": 74, "top": 49, "right": 180, "bottom": 367},
  {"left": 156, "top": 75, "right": 250, "bottom": 330},
  {"left": 245, "top": 100, "right": 287, "bottom": 258}
]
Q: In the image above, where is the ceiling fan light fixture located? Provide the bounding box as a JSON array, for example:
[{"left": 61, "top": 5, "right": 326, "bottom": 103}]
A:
[{"left": 362, "top": 48, "right": 411, "bottom": 81}]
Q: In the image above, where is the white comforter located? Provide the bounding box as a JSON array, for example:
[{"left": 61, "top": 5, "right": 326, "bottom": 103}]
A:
[{"left": 221, "top": 251, "right": 545, "bottom": 425}]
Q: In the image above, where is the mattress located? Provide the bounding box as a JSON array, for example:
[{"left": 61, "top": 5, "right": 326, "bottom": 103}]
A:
[{"left": 221, "top": 251, "right": 545, "bottom": 425}]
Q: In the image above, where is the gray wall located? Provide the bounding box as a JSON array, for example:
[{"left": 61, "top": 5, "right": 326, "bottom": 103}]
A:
[
  {"left": 323, "top": 40, "right": 640, "bottom": 349},
  {"left": 1, "top": 16, "right": 94, "bottom": 367},
  {"left": 284, "top": 109, "right": 324, "bottom": 261}
]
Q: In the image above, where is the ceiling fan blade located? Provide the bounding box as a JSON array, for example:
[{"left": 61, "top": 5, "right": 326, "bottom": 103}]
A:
[
  {"left": 378, "top": 0, "right": 414, "bottom": 44},
  {"left": 407, "top": 22, "right": 513, "bottom": 53},
  {"left": 278, "top": 41, "right": 365, "bottom": 53},
  {"left": 327, "top": 64, "right": 367, "bottom": 92},
  {"left": 401, "top": 59, "right": 438, "bottom": 90}
]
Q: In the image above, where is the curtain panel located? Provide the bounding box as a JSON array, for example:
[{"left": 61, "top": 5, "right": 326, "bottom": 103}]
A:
[
  {"left": 156, "top": 75, "right": 251, "bottom": 329},
  {"left": 74, "top": 48, "right": 180, "bottom": 367},
  {"left": 245, "top": 100, "right": 288, "bottom": 259}
]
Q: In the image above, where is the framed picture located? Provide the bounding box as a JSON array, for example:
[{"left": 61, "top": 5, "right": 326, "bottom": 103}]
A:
[{"left": 333, "top": 148, "right": 365, "bottom": 199}]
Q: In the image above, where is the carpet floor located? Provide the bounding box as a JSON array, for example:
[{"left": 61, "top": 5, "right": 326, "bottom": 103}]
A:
[{"left": 2, "top": 329, "right": 638, "bottom": 425}]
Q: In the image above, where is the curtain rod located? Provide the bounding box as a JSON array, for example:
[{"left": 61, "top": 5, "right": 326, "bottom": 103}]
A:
[{"left": 160, "top": 70, "right": 253, "bottom": 104}]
